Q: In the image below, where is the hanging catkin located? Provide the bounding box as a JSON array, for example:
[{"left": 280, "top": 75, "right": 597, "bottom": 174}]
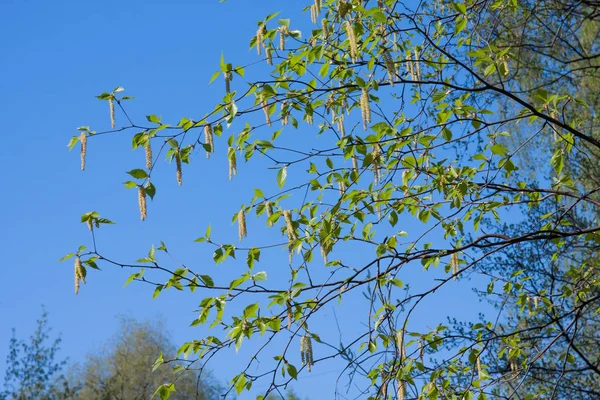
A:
[
  {"left": 360, "top": 88, "right": 371, "bottom": 130},
  {"left": 74, "top": 257, "right": 85, "bottom": 295},
  {"left": 80, "top": 132, "right": 87, "bottom": 171},
  {"left": 109, "top": 98, "right": 115, "bottom": 128},
  {"left": 224, "top": 71, "right": 232, "bottom": 94},
  {"left": 310, "top": 5, "right": 317, "bottom": 24},
  {"left": 138, "top": 185, "right": 147, "bottom": 221},
  {"left": 352, "top": 154, "right": 359, "bottom": 175},
  {"left": 281, "top": 101, "right": 289, "bottom": 126},
  {"left": 414, "top": 49, "right": 421, "bottom": 80},
  {"left": 320, "top": 241, "right": 329, "bottom": 265},
  {"left": 145, "top": 141, "right": 153, "bottom": 170},
  {"left": 510, "top": 357, "right": 518, "bottom": 373},
  {"left": 397, "top": 330, "right": 406, "bottom": 359},
  {"left": 283, "top": 210, "right": 296, "bottom": 240},
  {"left": 372, "top": 145, "right": 381, "bottom": 185},
  {"left": 314, "top": 0, "right": 321, "bottom": 13},
  {"left": 238, "top": 209, "right": 247, "bottom": 241},
  {"left": 228, "top": 147, "right": 237, "bottom": 180},
  {"left": 266, "top": 47, "right": 273, "bottom": 65},
  {"left": 279, "top": 26, "right": 289, "bottom": 51},
  {"left": 337, "top": 115, "right": 346, "bottom": 137},
  {"left": 345, "top": 21, "right": 358, "bottom": 62},
  {"left": 256, "top": 24, "right": 266, "bottom": 55},
  {"left": 261, "top": 95, "right": 272, "bottom": 126},
  {"left": 451, "top": 251, "right": 459, "bottom": 279},
  {"left": 204, "top": 124, "right": 214, "bottom": 158},
  {"left": 382, "top": 49, "right": 396, "bottom": 85},
  {"left": 300, "top": 335, "right": 314, "bottom": 372},
  {"left": 322, "top": 19, "right": 329, "bottom": 41},
  {"left": 286, "top": 299, "right": 292, "bottom": 329},
  {"left": 406, "top": 54, "right": 416, "bottom": 80},
  {"left": 265, "top": 201, "right": 273, "bottom": 226},
  {"left": 175, "top": 152, "right": 182, "bottom": 185}
]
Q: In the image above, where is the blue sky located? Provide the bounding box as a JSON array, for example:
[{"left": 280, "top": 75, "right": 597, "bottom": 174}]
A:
[{"left": 0, "top": 1, "right": 497, "bottom": 398}]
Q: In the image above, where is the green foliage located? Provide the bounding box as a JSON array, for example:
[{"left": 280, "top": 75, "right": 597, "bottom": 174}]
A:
[
  {"left": 67, "top": 0, "right": 600, "bottom": 399},
  {"left": 1, "top": 310, "right": 76, "bottom": 400},
  {"left": 73, "top": 317, "right": 221, "bottom": 400}
]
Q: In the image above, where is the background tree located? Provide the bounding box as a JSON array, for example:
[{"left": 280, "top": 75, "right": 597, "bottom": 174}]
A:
[
  {"left": 1, "top": 310, "right": 76, "bottom": 400},
  {"left": 74, "top": 316, "right": 221, "bottom": 400},
  {"left": 456, "top": 1, "right": 600, "bottom": 398},
  {"left": 63, "top": 0, "right": 600, "bottom": 399}
]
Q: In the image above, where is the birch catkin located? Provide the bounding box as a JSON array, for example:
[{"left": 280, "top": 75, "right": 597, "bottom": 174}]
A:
[
  {"left": 74, "top": 261, "right": 80, "bottom": 295},
  {"left": 345, "top": 21, "right": 358, "bottom": 62},
  {"left": 382, "top": 49, "right": 396, "bottom": 85},
  {"left": 406, "top": 54, "right": 416, "bottom": 80},
  {"left": 337, "top": 115, "right": 346, "bottom": 137},
  {"left": 322, "top": 19, "right": 329, "bottom": 41},
  {"left": 397, "top": 330, "right": 406, "bottom": 359},
  {"left": 320, "top": 242, "right": 329, "bottom": 265},
  {"left": 138, "top": 185, "right": 147, "bottom": 221},
  {"left": 261, "top": 95, "right": 272, "bottom": 126},
  {"left": 80, "top": 132, "right": 87, "bottom": 171},
  {"left": 204, "top": 124, "right": 214, "bottom": 158},
  {"left": 283, "top": 210, "right": 296, "bottom": 240},
  {"left": 265, "top": 201, "right": 273, "bottom": 226},
  {"left": 224, "top": 71, "right": 232, "bottom": 94},
  {"left": 238, "top": 209, "right": 247, "bottom": 241},
  {"left": 74, "top": 257, "right": 85, "bottom": 295},
  {"left": 414, "top": 49, "right": 421, "bottom": 80},
  {"left": 145, "top": 142, "right": 153, "bottom": 170},
  {"left": 300, "top": 335, "right": 314, "bottom": 372},
  {"left": 228, "top": 147, "right": 237, "bottom": 180},
  {"left": 360, "top": 88, "right": 371, "bottom": 130},
  {"left": 372, "top": 145, "right": 381, "bottom": 185},
  {"left": 109, "top": 98, "right": 115, "bottom": 129},
  {"left": 281, "top": 101, "right": 289, "bottom": 126},
  {"left": 175, "top": 152, "right": 182, "bottom": 185},
  {"left": 451, "top": 251, "right": 459, "bottom": 279},
  {"left": 265, "top": 47, "right": 273, "bottom": 65},
  {"left": 256, "top": 24, "right": 266, "bottom": 55},
  {"left": 279, "top": 26, "right": 288, "bottom": 51},
  {"left": 286, "top": 299, "right": 292, "bottom": 330},
  {"left": 352, "top": 154, "right": 359, "bottom": 175},
  {"left": 310, "top": 5, "right": 318, "bottom": 24}
]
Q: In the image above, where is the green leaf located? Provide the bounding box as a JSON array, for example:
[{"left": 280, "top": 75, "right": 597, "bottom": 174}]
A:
[
  {"left": 490, "top": 143, "right": 508, "bottom": 155},
  {"left": 145, "top": 182, "right": 156, "bottom": 200},
  {"left": 199, "top": 275, "right": 214, "bottom": 287},
  {"left": 233, "top": 374, "right": 247, "bottom": 395},
  {"left": 277, "top": 166, "right": 287, "bottom": 189},
  {"left": 152, "top": 384, "right": 175, "bottom": 400},
  {"left": 152, "top": 352, "right": 164, "bottom": 372},
  {"left": 59, "top": 253, "right": 75, "bottom": 262},
  {"left": 127, "top": 169, "right": 148, "bottom": 179},
  {"left": 67, "top": 136, "right": 79, "bottom": 150},
  {"left": 209, "top": 70, "right": 221, "bottom": 84},
  {"left": 146, "top": 114, "right": 161, "bottom": 124},
  {"left": 286, "top": 363, "right": 298, "bottom": 379},
  {"left": 153, "top": 285, "right": 163, "bottom": 299},
  {"left": 550, "top": 149, "right": 564, "bottom": 175},
  {"left": 253, "top": 271, "right": 268, "bottom": 281}
]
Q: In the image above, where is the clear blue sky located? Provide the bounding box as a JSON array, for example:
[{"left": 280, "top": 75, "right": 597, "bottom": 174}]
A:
[{"left": 0, "top": 1, "right": 495, "bottom": 398}]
